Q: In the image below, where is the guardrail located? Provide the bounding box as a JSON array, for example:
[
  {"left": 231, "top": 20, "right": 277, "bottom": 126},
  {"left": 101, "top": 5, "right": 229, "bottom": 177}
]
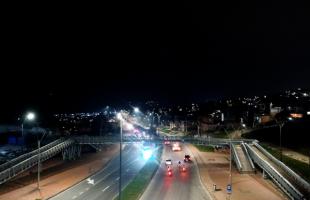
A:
[
  {"left": 73, "top": 135, "right": 257, "bottom": 146},
  {"left": 0, "top": 138, "right": 65, "bottom": 172},
  {"left": 245, "top": 143, "right": 305, "bottom": 200},
  {"left": 253, "top": 142, "right": 310, "bottom": 195},
  {"left": 0, "top": 139, "right": 74, "bottom": 185},
  {"left": 241, "top": 142, "right": 255, "bottom": 171},
  {"left": 232, "top": 144, "right": 243, "bottom": 171}
]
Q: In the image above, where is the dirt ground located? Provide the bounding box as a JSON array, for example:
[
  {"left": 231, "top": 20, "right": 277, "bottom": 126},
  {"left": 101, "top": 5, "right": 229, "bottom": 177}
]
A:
[
  {"left": 188, "top": 144, "right": 288, "bottom": 200},
  {"left": 0, "top": 144, "right": 119, "bottom": 200}
]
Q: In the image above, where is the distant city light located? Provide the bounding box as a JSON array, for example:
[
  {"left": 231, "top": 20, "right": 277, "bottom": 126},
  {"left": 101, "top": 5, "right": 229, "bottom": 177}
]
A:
[
  {"left": 307, "top": 111, "right": 310, "bottom": 115},
  {"left": 290, "top": 113, "right": 303, "bottom": 118},
  {"left": 134, "top": 107, "right": 140, "bottom": 113}
]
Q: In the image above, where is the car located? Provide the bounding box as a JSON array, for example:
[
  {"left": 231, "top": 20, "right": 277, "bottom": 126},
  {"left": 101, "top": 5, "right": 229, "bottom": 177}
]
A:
[
  {"left": 165, "top": 159, "right": 172, "bottom": 165},
  {"left": 172, "top": 143, "right": 181, "bottom": 151},
  {"left": 179, "top": 164, "right": 186, "bottom": 172},
  {"left": 184, "top": 155, "right": 191, "bottom": 162},
  {"left": 164, "top": 140, "right": 170, "bottom": 145},
  {"left": 167, "top": 168, "right": 173, "bottom": 176}
]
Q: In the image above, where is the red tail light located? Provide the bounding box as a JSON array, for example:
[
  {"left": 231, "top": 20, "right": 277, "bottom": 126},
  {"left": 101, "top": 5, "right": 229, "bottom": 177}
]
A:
[
  {"left": 168, "top": 171, "right": 172, "bottom": 175},
  {"left": 182, "top": 167, "right": 185, "bottom": 171}
]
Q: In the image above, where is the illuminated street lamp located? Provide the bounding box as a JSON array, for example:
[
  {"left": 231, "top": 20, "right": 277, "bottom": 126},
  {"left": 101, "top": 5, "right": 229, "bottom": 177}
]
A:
[
  {"left": 134, "top": 107, "right": 139, "bottom": 113},
  {"left": 21, "top": 112, "right": 36, "bottom": 137}
]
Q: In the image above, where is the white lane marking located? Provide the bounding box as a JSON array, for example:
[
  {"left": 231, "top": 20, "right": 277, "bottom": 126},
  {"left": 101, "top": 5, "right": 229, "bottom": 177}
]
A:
[
  {"left": 72, "top": 195, "right": 77, "bottom": 199},
  {"left": 87, "top": 178, "right": 95, "bottom": 185},
  {"left": 79, "top": 191, "right": 84, "bottom": 195},
  {"left": 85, "top": 187, "right": 89, "bottom": 191},
  {"left": 115, "top": 177, "right": 120, "bottom": 181},
  {"left": 102, "top": 185, "right": 110, "bottom": 192}
]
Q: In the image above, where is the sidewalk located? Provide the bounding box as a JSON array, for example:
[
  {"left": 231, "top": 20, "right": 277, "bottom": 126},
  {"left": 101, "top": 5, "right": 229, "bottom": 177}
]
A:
[
  {"left": 188, "top": 144, "right": 288, "bottom": 200},
  {"left": 0, "top": 144, "right": 119, "bottom": 200}
]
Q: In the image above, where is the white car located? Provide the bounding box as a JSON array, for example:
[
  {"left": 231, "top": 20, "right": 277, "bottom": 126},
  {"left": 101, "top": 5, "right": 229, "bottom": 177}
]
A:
[{"left": 165, "top": 159, "right": 172, "bottom": 165}]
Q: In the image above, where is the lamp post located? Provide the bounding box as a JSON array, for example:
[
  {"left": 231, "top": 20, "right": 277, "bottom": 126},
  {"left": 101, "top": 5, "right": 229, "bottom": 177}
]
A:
[
  {"left": 279, "top": 122, "right": 284, "bottom": 162},
  {"left": 21, "top": 112, "right": 36, "bottom": 137},
  {"left": 223, "top": 127, "right": 232, "bottom": 198},
  {"left": 117, "top": 113, "right": 123, "bottom": 200},
  {"left": 37, "top": 129, "right": 48, "bottom": 190}
]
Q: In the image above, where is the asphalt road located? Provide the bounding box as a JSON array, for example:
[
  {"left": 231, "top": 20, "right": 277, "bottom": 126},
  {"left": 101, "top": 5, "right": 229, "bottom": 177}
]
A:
[
  {"left": 140, "top": 143, "right": 212, "bottom": 200},
  {"left": 50, "top": 144, "right": 147, "bottom": 200}
]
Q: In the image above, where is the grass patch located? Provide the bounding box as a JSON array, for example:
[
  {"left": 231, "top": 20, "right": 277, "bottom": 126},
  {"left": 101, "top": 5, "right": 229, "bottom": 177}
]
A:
[
  {"left": 161, "top": 128, "right": 170, "bottom": 133},
  {"left": 194, "top": 145, "right": 214, "bottom": 152},
  {"left": 261, "top": 144, "right": 310, "bottom": 183},
  {"left": 115, "top": 147, "right": 163, "bottom": 200}
]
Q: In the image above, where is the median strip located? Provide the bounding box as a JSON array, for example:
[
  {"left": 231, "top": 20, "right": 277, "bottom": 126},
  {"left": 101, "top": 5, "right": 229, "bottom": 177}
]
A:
[
  {"left": 114, "top": 146, "right": 163, "bottom": 200},
  {"left": 194, "top": 144, "right": 214, "bottom": 152}
]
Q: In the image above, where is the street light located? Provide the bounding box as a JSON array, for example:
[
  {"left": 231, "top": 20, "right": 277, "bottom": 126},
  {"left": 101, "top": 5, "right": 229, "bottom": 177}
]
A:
[
  {"left": 117, "top": 112, "right": 123, "bottom": 200},
  {"left": 223, "top": 127, "right": 232, "bottom": 198},
  {"left": 278, "top": 122, "right": 285, "bottom": 162},
  {"left": 37, "top": 129, "right": 47, "bottom": 190},
  {"left": 21, "top": 112, "right": 36, "bottom": 137},
  {"left": 275, "top": 118, "right": 288, "bottom": 162},
  {"left": 134, "top": 107, "right": 139, "bottom": 113}
]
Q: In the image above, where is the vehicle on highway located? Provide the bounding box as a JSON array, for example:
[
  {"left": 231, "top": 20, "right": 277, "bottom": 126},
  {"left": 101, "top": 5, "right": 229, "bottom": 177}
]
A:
[
  {"left": 184, "top": 154, "right": 191, "bottom": 162},
  {"left": 167, "top": 169, "right": 173, "bottom": 176},
  {"left": 167, "top": 165, "right": 173, "bottom": 176},
  {"left": 179, "top": 164, "right": 186, "bottom": 172},
  {"left": 172, "top": 142, "right": 181, "bottom": 151},
  {"left": 165, "top": 159, "right": 172, "bottom": 165},
  {"left": 164, "top": 140, "right": 170, "bottom": 145}
]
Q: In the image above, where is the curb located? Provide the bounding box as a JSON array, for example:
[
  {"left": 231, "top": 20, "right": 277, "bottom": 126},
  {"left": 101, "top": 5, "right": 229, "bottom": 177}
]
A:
[{"left": 186, "top": 144, "right": 215, "bottom": 200}]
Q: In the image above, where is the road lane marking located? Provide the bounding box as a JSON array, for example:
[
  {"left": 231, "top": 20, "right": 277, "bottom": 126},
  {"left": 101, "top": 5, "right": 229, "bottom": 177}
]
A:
[
  {"left": 116, "top": 177, "right": 120, "bottom": 181},
  {"left": 102, "top": 185, "right": 110, "bottom": 192},
  {"left": 79, "top": 191, "right": 84, "bottom": 195},
  {"left": 85, "top": 187, "right": 89, "bottom": 191},
  {"left": 72, "top": 195, "right": 77, "bottom": 199}
]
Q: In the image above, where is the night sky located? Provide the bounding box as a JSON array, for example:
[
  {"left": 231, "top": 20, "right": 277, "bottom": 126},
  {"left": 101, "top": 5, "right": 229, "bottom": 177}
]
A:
[{"left": 1, "top": 1, "right": 310, "bottom": 122}]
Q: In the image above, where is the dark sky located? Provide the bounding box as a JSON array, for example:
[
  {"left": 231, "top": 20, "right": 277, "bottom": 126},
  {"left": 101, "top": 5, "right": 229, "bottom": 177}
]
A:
[{"left": 1, "top": 0, "right": 310, "bottom": 121}]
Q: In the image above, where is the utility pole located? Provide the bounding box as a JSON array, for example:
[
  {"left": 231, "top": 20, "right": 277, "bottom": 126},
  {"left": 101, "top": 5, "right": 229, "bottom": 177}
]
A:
[
  {"left": 119, "top": 118, "right": 123, "bottom": 200},
  {"left": 279, "top": 122, "right": 284, "bottom": 162}
]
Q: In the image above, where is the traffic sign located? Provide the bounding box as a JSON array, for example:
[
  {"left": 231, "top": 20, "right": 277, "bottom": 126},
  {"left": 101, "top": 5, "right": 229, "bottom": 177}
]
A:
[{"left": 227, "top": 184, "right": 232, "bottom": 194}]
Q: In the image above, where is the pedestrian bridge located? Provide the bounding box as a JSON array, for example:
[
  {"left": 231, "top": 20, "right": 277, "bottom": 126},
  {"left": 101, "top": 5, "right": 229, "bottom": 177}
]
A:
[{"left": 0, "top": 135, "right": 309, "bottom": 199}]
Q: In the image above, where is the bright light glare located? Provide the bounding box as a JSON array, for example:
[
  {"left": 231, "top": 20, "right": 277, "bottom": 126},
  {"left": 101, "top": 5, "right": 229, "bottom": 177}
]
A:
[
  {"left": 117, "top": 113, "right": 122, "bottom": 120},
  {"left": 126, "top": 123, "right": 134, "bottom": 130},
  {"left": 134, "top": 107, "right": 139, "bottom": 113},
  {"left": 26, "top": 112, "right": 35, "bottom": 121},
  {"left": 142, "top": 149, "right": 152, "bottom": 160}
]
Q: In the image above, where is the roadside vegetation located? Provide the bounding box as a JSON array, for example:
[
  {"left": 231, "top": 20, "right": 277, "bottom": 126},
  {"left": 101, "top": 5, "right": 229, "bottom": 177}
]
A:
[
  {"left": 261, "top": 144, "right": 310, "bottom": 183},
  {"left": 194, "top": 145, "right": 214, "bottom": 152}
]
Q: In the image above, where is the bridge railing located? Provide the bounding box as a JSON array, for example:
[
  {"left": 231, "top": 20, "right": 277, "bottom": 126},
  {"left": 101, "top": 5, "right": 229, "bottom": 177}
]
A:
[
  {"left": 0, "top": 138, "right": 65, "bottom": 172},
  {"left": 253, "top": 142, "right": 310, "bottom": 195},
  {"left": 245, "top": 143, "right": 304, "bottom": 200},
  {"left": 241, "top": 142, "right": 255, "bottom": 171},
  {"left": 0, "top": 139, "right": 74, "bottom": 185},
  {"left": 232, "top": 144, "right": 243, "bottom": 171}
]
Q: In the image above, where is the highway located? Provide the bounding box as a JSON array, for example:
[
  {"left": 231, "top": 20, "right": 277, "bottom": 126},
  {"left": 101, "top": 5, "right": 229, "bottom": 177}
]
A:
[
  {"left": 50, "top": 144, "right": 147, "bottom": 200},
  {"left": 140, "top": 143, "right": 211, "bottom": 200}
]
